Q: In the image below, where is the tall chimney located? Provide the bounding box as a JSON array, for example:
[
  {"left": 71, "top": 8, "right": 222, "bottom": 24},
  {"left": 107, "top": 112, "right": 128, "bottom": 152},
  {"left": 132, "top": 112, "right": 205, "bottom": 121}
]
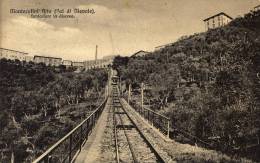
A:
[{"left": 95, "top": 45, "right": 98, "bottom": 63}]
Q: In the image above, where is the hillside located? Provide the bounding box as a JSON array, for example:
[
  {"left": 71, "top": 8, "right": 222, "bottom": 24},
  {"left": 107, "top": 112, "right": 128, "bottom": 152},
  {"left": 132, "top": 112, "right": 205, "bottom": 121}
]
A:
[
  {"left": 0, "top": 59, "right": 108, "bottom": 162},
  {"left": 114, "top": 10, "right": 260, "bottom": 161}
]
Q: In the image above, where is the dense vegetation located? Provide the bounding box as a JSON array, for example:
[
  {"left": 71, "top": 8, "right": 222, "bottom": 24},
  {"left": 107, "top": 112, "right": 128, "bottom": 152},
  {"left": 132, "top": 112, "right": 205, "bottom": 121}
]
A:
[
  {"left": 0, "top": 59, "right": 108, "bottom": 162},
  {"left": 114, "top": 10, "right": 260, "bottom": 160}
]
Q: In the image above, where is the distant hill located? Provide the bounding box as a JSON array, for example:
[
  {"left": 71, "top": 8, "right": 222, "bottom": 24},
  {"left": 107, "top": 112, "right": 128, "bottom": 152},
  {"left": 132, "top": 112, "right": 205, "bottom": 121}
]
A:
[{"left": 114, "top": 10, "right": 260, "bottom": 161}]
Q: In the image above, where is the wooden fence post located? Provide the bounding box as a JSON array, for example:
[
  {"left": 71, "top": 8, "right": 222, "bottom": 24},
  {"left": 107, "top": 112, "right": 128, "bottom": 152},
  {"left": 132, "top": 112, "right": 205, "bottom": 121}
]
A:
[
  {"left": 119, "top": 76, "right": 122, "bottom": 97},
  {"left": 128, "top": 84, "right": 131, "bottom": 103},
  {"left": 167, "top": 120, "right": 170, "bottom": 138},
  {"left": 69, "top": 135, "right": 72, "bottom": 162}
]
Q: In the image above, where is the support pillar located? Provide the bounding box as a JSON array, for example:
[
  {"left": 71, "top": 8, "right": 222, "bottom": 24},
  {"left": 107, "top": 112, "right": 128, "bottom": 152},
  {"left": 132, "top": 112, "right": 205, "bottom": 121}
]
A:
[{"left": 128, "top": 84, "right": 131, "bottom": 103}]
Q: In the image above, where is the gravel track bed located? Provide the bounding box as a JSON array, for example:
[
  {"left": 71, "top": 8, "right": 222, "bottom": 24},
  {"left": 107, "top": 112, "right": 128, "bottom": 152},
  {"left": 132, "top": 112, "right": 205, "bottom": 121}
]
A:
[
  {"left": 115, "top": 106, "right": 159, "bottom": 162},
  {"left": 114, "top": 108, "right": 134, "bottom": 162}
]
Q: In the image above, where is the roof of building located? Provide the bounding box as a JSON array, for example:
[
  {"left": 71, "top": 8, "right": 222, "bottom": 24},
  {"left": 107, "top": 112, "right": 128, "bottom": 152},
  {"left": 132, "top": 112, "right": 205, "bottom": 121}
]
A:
[
  {"left": 155, "top": 43, "right": 173, "bottom": 49},
  {"left": 132, "top": 50, "right": 150, "bottom": 57},
  {"left": 203, "top": 12, "right": 233, "bottom": 21},
  {"left": 72, "top": 61, "right": 84, "bottom": 63},
  {"left": 0, "top": 48, "right": 28, "bottom": 55},
  {"left": 34, "top": 55, "right": 62, "bottom": 60},
  {"left": 103, "top": 55, "right": 116, "bottom": 60},
  {"left": 254, "top": 5, "right": 260, "bottom": 9}
]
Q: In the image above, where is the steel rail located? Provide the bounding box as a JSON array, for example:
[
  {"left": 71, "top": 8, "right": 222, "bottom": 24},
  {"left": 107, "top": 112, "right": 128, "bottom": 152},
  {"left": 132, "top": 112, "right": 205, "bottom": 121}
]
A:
[
  {"left": 115, "top": 105, "right": 138, "bottom": 163},
  {"left": 113, "top": 97, "right": 120, "bottom": 163},
  {"left": 120, "top": 100, "right": 166, "bottom": 163},
  {"left": 113, "top": 88, "right": 166, "bottom": 163},
  {"left": 113, "top": 85, "right": 137, "bottom": 163}
]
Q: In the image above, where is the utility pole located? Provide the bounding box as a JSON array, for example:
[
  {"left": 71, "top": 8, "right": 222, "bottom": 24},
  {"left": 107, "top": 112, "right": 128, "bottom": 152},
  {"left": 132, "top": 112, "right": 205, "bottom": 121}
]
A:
[
  {"left": 107, "top": 69, "right": 110, "bottom": 97},
  {"left": 141, "top": 82, "right": 144, "bottom": 109},
  {"left": 118, "top": 76, "right": 121, "bottom": 97},
  {"left": 11, "top": 150, "right": 14, "bottom": 163},
  {"left": 128, "top": 84, "right": 131, "bottom": 103},
  {"left": 105, "top": 85, "right": 107, "bottom": 98},
  {"left": 166, "top": 51, "right": 169, "bottom": 63},
  {"left": 95, "top": 45, "right": 98, "bottom": 64}
]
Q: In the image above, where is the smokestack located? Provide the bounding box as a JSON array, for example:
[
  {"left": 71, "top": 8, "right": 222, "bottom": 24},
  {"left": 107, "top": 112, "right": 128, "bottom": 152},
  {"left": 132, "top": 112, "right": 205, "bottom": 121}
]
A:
[{"left": 95, "top": 45, "right": 98, "bottom": 63}]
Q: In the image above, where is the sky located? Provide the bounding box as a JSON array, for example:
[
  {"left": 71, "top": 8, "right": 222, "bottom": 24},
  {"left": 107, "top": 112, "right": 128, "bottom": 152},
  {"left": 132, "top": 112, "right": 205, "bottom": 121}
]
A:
[{"left": 0, "top": 0, "right": 259, "bottom": 61}]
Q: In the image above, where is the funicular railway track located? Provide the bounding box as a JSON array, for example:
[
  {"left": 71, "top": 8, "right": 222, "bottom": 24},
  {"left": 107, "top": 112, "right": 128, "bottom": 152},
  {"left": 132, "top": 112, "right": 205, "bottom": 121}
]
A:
[{"left": 111, "top": 83, "right": 166, "bottom": 163}]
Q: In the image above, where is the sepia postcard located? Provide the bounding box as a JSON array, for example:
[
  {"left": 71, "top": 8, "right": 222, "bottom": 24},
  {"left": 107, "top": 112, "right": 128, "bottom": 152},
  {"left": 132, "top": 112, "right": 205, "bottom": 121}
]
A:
[{"left": 0, "top": 0, "right": 260, "bottom": 163}]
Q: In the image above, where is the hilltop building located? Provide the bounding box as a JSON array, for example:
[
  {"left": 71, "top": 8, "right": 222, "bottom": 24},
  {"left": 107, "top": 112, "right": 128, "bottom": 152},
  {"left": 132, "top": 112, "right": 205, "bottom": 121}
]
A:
[
  {"left": 155, "top": 43, "right": 173, "bottom": 51},
  {"left": 25, "top": 56, "right": 34, "bottom": 62},
  {"left": 84, "top": 60, "right": 96, "bottom": 69},
  {"left": 95, "top": 45, "right": 98, "bottom": 63},
  {"left": 34, "top": 55, "right": 62, "bottom": 66},
  {"left": 131, "top": 50, "right": 150, "bottom": 57},
  {"left": 254, "top": 5, "right": 260, "bottom": 11},
  {"left": 203, "top": 12, "right": 233, "bottom": 30},
  {"left": 72, "top": 61, "right": 84, "bottom": 68},
  {"left": 84, "top": 58, "right": 112, "bottom": 70},
  {"left": 0, "top": 48, "right": 28, "bottom": 61},
  {"left": 0, "top": 46, "right": 113, "bottom": 70},
  {"left": 62, "top": 60, "right": 72, "bottom": 67},
  {"left": 103, "top": 55, "right": 116, "bottom": 60}
]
